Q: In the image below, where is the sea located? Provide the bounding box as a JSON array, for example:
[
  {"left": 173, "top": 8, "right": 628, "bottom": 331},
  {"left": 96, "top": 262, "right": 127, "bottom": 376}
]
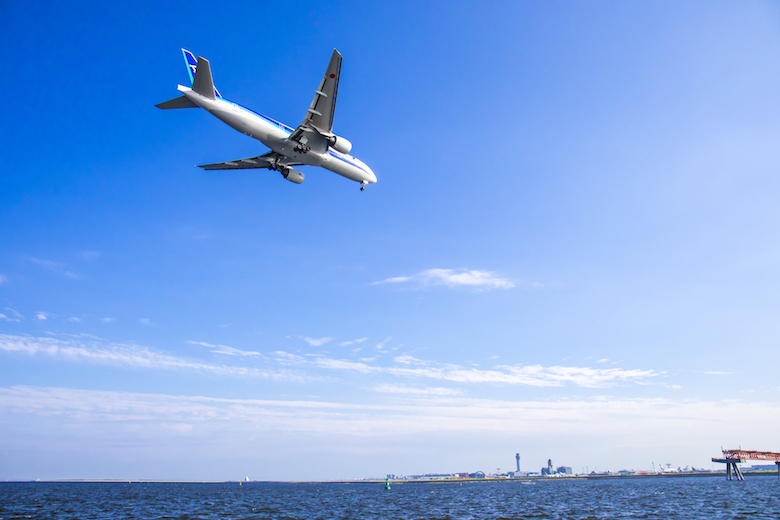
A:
[{"left": 2, "top": 476, "right": 779, "bottom": 519}]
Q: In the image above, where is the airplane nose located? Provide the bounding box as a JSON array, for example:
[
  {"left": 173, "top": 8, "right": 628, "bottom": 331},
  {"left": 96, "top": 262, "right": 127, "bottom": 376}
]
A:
[{"left": 365, "top": 166, "right": 377, "bottom": 184}]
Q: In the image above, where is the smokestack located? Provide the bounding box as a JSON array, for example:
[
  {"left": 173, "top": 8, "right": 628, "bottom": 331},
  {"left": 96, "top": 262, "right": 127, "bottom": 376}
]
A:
[{"left": 516, "top": 453, "right": 520, "bottom": 472}]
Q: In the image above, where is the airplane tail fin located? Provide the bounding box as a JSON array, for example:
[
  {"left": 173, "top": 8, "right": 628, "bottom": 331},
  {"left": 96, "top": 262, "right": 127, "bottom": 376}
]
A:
[
  {"left": 192, "top": 57, "right": 216, "bottom": 100},
  {"left": 182, "top": 48, "right": 222, "bottom": 99},
  {"left": 156, "top": 48, "right": 224, "bottom": 109}
]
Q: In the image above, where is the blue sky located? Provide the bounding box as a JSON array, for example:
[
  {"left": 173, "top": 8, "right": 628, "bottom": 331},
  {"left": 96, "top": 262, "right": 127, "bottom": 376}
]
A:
[{"left": 2, "top": 0, "right": 780, "bottom": 480}]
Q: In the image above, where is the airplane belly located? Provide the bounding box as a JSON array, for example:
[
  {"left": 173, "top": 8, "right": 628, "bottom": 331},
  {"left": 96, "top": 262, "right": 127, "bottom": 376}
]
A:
[
  {"left": 210, "top": 109, "right": 280, "bottom": 145},
  {"left": 211, "top": 109, "right": 246, "bottom": 133},
  {"left": 323, "top": 156, "right": 367, "bottom": 183}
]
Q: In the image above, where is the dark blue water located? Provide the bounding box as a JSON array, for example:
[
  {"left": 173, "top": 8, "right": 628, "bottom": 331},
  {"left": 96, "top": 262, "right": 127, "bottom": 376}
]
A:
[{"left": 1, "top": 477, "right": 779, "bottom": 519}]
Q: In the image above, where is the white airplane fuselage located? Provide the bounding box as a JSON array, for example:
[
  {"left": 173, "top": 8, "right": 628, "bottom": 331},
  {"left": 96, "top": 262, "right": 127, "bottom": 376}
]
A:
[{"left": 178, "top": 85, "right": 376, "bottom": 185}]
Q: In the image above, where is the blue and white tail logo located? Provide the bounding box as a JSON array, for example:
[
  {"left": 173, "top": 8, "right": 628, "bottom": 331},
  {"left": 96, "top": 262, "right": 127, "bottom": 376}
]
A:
[{"left": 181, "top": 48, "right": 222, "bottom": 99}]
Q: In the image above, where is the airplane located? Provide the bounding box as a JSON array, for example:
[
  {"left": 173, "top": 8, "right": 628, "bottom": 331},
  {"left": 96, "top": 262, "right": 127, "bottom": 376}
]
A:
[{"left": 156, "top": 49, "right": 376, "bottom": 190}]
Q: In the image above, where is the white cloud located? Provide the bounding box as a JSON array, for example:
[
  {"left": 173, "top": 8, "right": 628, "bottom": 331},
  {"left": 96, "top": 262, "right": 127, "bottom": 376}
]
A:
[
  {"left": 374, "top": 276, "right": 411, "bottom": 284},
  {"left": 0, "top": 334, "right": 301, "bottom": 381},
  {"left": 102, "top": 317, "right": 114, "bottom": 323},
  {"left": 3, "top": 385, "right": 780, "bottom": 447},
  {"left": 312, "top": 357, "right": 378, "bottom": 373},
  {"left": 187, "top": 340, "right": 263, "bottom": 357},
  {"left": 373, "top": 268, "right": 514, "bottom": 289},
  {"left": 5, "top": 308, "right": 24, "bottom": 320},
  {"left": 273, "top": 351, "right": 307, "bottom": 365},
  {"left": 27, "top": 257, "right": 80, "bottom": 279},
  {"left": 376, "top": 337, "right": 392, "bottom": 349},
  {"left": 700, "top": 371, "right": 732, "bottom": 375},
  {"left": 65, "top": 317, "right": 82, "bottom": 323},
  {"left": 0, "top": 274, "right": 7, "bottom": 284},
  {"left": 303, "top": 336, "right": 332, "bottom": 347},
  {"left": 373, "top": 384, "right": 464, "bottom": 396},
  {"left": 0, "top": 308, "right": 22, "bottom": 322},
  {"left": 308, "top": 353, "right": 658, "bottom": 388},
  {"left": 394, "top": 364, "right": 658, "bottom": 388},
  {"left": 28, "top": 257, "right": 61, "bottom": 269},
  {"left": 0, "top": 330, "right": 658, "bottom": 391},
  {"left": 35, "top": 312, "right": 48, "bottom": 320},
  {"left": 394, "top": 354, "right": 423, "bottom": 365},
  {"left": 597, "top": 358, "right": 609, "bottom": 363},
  {"left": 339, "top": 337, "right": 368, "bottom": 346}
]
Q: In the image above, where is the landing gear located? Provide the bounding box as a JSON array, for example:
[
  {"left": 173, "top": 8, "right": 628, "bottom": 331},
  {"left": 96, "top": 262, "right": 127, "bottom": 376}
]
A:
[
  {"left": 360, "top": 181, "right": 366, "bottom": 191},
  {"left": 271, "top": 161, "right": 290, "bottom": 179}
]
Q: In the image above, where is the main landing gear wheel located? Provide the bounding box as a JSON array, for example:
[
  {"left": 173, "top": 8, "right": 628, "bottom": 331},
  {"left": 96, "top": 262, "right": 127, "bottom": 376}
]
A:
[{"left": 360, "top": 181, "right": 367, "bottom": 191}]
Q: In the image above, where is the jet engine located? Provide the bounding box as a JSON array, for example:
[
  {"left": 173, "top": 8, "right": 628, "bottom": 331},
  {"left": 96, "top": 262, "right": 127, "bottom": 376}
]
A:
[
  {"left": 327, "top": 135, "right": 352, "bottom": 154},
  {"left": 281, "top": 168, "right": 304, "bottom": 184}
]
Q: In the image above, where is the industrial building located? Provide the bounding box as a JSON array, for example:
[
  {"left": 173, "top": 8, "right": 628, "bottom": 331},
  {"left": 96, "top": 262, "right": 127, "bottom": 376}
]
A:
[{"left": 541, "top": 459, "right": 573, "bottom": 476}]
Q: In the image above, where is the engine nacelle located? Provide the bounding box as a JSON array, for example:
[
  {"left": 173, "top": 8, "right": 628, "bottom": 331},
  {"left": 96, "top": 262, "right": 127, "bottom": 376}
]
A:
[
  {"left": 281, "top": 168, "right": 304, "bottom": 184},
  {"left": 327, "top": 135, "right": 353, "bottom": 154}
]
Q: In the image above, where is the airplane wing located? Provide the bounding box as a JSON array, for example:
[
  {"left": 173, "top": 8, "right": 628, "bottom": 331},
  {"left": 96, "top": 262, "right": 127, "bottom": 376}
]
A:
[
  {"left": 197, "top": 151, "right": 302, "bottom": 170},
  {"left": 288, "top": 49, "right": 342, "bottom": 150}
]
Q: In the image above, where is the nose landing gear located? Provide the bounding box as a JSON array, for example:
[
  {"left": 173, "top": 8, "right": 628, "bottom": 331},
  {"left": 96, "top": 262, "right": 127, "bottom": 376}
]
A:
[{"left": 360, "top": 181, "right": 367, "bottom": 191}]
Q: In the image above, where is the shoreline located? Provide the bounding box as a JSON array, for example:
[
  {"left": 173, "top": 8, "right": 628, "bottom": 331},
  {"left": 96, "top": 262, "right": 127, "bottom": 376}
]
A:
[{"left": 4, "top": 470, "right": 780, "bottom": 484}]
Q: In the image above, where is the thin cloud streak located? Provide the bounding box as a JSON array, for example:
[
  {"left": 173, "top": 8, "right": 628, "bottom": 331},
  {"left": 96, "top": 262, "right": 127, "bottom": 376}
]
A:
[
  {"left": 339, "top": 337, "right": 368, "bottom": 346},
  {"left": 187, "top": 340, "right": 264, "bottom": 357},
  {"left": 3, "top": 385, "right": 779, "bottom": 440},
  {"left": 0, "top": 308, "right": 23, "bottom": 322},
  {"left": 309, "top": 354, "right": 659, "bottom": 388},
  {"left": 303, "top": 336, "right": 332, "bottom": 347},
  {"left": 373, "top": 268, "right": 515, "bottom": 289},
  {"left": 0, "top": 334, "right": 302, "bottom": 381},
  {"left": 0, "top": 333, "right": 657, "bottom": 388},
  {"left": 27, "top": 257, "right": 80, "bottom": 279},
  {"left": 373, "top": 384, "right": 465, "bottom": 396},
  {"left": 5, "top": 308, "right": 24, "bottom": 320}
]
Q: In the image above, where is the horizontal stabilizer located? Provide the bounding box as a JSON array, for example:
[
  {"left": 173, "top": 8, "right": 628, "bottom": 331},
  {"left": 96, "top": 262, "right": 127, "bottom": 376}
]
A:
[
  {"left": 155, "top": 95, "right": 199, "bottom": 109},
  {"left": 199, "top": 156, "right": 276, "bottom": 170},
  {"left": 198, "top": 152, "right": 302, "bottom": 170},
  {"left": 192, "top": 57, "right": 216, "bottom": 100}
]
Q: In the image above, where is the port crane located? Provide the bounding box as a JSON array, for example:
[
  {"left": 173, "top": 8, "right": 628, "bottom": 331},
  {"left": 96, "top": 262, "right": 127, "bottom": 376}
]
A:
[{"left": 712, "top": 448, "right": 780, "bottom": 480}]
